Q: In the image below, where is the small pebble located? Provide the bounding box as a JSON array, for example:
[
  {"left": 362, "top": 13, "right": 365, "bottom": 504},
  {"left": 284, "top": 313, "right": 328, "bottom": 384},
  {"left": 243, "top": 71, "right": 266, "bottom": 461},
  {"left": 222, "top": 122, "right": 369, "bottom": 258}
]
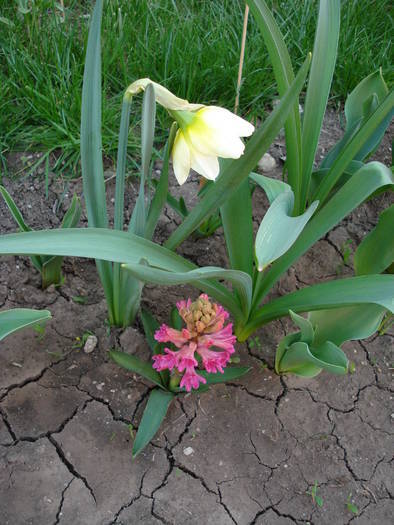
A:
[
  {"left": 84, "top": 335, "right": 98, "bottom": 354},
  {"left": 183, "top": 447, "right": 194, "bottom": 456},
  {"left": 258, "top": 152, "right": 277, "bottom": 172}
]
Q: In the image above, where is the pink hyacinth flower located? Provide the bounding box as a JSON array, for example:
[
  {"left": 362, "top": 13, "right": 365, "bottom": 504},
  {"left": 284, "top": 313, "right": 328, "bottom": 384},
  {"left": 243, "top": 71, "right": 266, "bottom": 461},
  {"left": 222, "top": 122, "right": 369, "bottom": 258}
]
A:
[
  {"left": 154, "top": 324, "right": 190, "bottom": 348},
  {"left": 196, "top": 346, "right": 230, "bottom": 373},
  {"left": 180, "top": 366, "right": 207, "bottom": 392},
  {"left": 152, "top": 294, "right": 237, "bottom": 392},
  {"left": 152, "top": 348, "right": 177, "bottom": 371},
  {"left": 199, "top": 323, "right": 236, "bottom": 354}
]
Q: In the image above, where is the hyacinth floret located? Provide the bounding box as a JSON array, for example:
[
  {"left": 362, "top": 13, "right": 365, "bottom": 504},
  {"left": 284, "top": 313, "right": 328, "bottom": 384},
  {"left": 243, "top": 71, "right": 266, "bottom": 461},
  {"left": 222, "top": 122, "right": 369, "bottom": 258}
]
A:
[{"left": 152, "top": 294, "right": 236, "bottom": 392}]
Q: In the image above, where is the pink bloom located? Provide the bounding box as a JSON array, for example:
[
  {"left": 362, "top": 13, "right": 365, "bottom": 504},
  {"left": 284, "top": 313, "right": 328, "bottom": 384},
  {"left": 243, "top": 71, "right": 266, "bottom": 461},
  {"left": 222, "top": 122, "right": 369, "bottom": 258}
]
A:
[
  {"left": 199, "top": 324, "right": 236, "bottom": 354},
  {"left": 196, "top": 346, "right": 230, "bottom": 373},
  {"left": 180, "top": 366, "right": 207, "bottom": 392},
  {"left": 175, "top": 342, "right": 198, "bottom": 371},
  {"left": 154, "top": 324, "right": 190, "bottom": 348},
  {"left": 152, "top": 348, "right": 177, "bottom": 371},
  {"left": 152, "top": 295, "right": 237, "bottom": 392}
]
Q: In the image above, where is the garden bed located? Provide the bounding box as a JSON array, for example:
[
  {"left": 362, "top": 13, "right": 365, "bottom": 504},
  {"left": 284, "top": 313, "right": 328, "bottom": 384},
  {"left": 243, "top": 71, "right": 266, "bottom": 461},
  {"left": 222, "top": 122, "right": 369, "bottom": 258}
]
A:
[{"left": 0, "top": 112, "right": 392, "bottom": 524}]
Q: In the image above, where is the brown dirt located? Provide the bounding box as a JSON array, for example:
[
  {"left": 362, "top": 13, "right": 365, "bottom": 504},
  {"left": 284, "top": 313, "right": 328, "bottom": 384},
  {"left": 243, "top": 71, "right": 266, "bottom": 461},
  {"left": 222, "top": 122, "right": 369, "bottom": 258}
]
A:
[{"left": 0, "top": 111, "right": 393, "bottom": 525}]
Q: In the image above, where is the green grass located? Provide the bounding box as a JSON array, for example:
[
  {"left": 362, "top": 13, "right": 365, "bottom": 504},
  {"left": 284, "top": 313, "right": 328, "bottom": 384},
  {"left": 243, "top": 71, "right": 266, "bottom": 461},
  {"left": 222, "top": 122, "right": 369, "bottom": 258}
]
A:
[{"left": 0, "top": 0, "right": 392, "bottom": 176}]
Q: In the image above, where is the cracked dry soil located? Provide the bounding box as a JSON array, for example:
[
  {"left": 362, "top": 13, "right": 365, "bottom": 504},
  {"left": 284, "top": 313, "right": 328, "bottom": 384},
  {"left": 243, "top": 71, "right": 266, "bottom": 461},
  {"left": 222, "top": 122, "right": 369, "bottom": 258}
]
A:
[{"left": 0, "top": 113, "right": 393, "bottom": 524}]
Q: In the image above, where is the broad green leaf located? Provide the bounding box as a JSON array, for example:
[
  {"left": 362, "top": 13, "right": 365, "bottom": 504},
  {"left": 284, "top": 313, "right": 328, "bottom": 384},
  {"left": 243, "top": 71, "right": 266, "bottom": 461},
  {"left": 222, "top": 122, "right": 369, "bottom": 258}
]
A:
[
  {"left": 170, "top": 307, "right": 183, "bottom": 330},
  {"left": 130, "top": 83, "right": 156, "bottom": 236},
  {"left": 300, "top": 0, "right": 340, "bottom": 210},
  {"left": 132, "top": 388, "right": 174, "bottom": 457},
  {"left": 274, "top": 332, "right": 299, "bottom": 375},
  {"left": 246, "top": 275, "right": 394, "bottom": 338},
  {"left": 117, "top": 269, "right": 143, "bottom": 327},
  {"left": 354, "top": 205, "right": 394, "bottom": 275},
  {"left": 309, "top": 160, "right": 364, "bottom": 198},
  {"left": 122, "top": 263, "right": 249, "bottom": 319},
  {"left": 220, "top": 177, "right": 254, "bottom": 276},
  {"left": 145, "top": 123, "right": 177, "bottom": 240},
  {"left": 313, "top": 90, "right": 394, "bottom": 205},
  {"left": 247, "top": 0, "right": 302, "bottom": 212},
  {"left": 252, "top": 162, "right": 394, "bottom": 309},
  {"left": 0, "top": 308, "right": 51, "bottom": 341},
  {"left": 122, "top": 263, "right": 251, "bottom": 320},
  {"left": 109, "top": 350, "right": 164, "bottom": 390},
  {"left": 164, "top": 54, "right": 311, "bottom": 250},
  {"left": 277, "top": 340, "right": 348, "bottom": 377},
  {"left": 0, "top": 228, "right": 236, "bottom": 319},
  {"left": 80, "top": 0, "right": 113, "bottom": 320},
  {"left": 249, "top": 172, "right": 290, "bottom": 204},
  {"left": 289, "top": 310, "right": 314, "bottom": 345},
  {"left": 309, "top": 304, "right": 387, "bottom": 346},
  {"left": 321, "top": 69, "right": 390, "bottom": 169},
  {"left": 255, "top": 190, "right": 318, "bottom": 270}
]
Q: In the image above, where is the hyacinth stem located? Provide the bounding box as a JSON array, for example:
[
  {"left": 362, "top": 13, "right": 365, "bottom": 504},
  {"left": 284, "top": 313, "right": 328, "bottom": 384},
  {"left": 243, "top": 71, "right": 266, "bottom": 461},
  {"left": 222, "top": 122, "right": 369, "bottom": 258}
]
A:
[{"left": 169, "top": 372, "right": 182, "bottom": 390}]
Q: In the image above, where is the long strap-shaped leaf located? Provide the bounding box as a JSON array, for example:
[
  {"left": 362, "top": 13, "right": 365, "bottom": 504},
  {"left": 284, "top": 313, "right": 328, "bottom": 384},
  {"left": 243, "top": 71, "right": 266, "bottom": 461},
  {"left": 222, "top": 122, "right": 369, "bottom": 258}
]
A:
[
  {"left": 164, "top": 54, "right": 311, "bottom": 251},
  {"left": 252, "top": 161, "right": 393, "bottom": 308},
  {"left": 0, "top": 308, "right": 51, "bottom": 341},
  {"left": 241, "top": 275, "right": 394, "bottom": 339},
  {"left": 247, "top": 0, "right": 303, "bottom": 213},
  {"left": 122, "top": 263, "right": 251, "bottom": 321},
  {"left": 300, "top": 0, "right": 340, "bottom": 211},
  {"left": 313, "top": 90, "right": 394, "bottom": 206},
  {"left": 0, "top": 228, "right": 238, "bottom": 316},
  {"left": 80, "top": 0, "right": 113, "bottom": 320}
]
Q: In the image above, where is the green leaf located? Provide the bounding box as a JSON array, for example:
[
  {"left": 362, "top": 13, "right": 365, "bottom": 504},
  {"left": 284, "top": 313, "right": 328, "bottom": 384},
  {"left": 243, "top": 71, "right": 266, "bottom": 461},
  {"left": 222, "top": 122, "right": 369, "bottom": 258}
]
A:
[
  {"left": 274, "top": 333, "right": 299, "bottom": 375},
  {"left": 289, "top": 310, "right": 314, "bottom": 345},
  {"left": 41, "top": 256, "right": 63, "bottom": 289},
  {"left": 313, "top": 90, "right": 394, "bottom": 205},
  {"left": 255, "top": 190, "right": 318, "bottom": 270},
  {"left": 321, "top": 69, "right": 390, "bottom": 169},
  {"left": 164, "top": 54, "right": 311, "bottom": 250},
  {"left": 248, "top": 275, "right": 394, "bottom": 336},
  {"left": 199, "top": 366, "right": 251, "bottom": 384},
  {"left": 170, "top": 307, "right": 183, "bottom": 330},
  {"left": 354, "top": 205, "right": 394, "bottom": 275},
  {"left": 80, "top": 0, "right": 113, "bottom": 321},
  {"left": 145, "top": 123, "right": 177, "bottom": 240},
  {"left": 122, "top": 263, "right": 251, "bottom": 321},
  {"left": 247, "top": 0, "right": 302, "bottom": 212},
  {"left": 109, "top": 350, "right": 164, "bottom": 389},
  {"left": 309, "top": 304, "right": 387, "bottom": 346},
  {"left": 277, "top": 340, "right": 348, "bottom": 377},
  {"left": 0, "top": 308, "right": 51, "bottom": 341},
  {"left": 252, "top": 161, "right": 394, "bottom": 309},
  {"left": 132, "top": 388, "right": 174, "bottom": 457},
  {"left": 0, "top": 185, "right": 43, "bottom": 272},
  {"left": 220, "top": 177, "right": 254, "bottom": 276},
  {"left": 249, "top": 172, "right": 290, "bottom": 204},
  {"left": 61, "top": 195, "right": 82, "bottom": 229},
  {"left": 0, "top": 228, "right": 235, "bottom": 315},
  {"left": 300, "top": 0, "right": 340, "bottom": 210},
  {"left": 130, "top": 83, "right": 156, "bottom": 236}
]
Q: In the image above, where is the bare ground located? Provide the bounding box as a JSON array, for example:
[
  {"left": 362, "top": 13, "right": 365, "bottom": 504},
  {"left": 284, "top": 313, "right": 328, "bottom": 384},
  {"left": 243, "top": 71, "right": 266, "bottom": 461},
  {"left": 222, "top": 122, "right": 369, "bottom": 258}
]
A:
[{"left": 0, "top": 111, "right": 393, "bottom": 524}]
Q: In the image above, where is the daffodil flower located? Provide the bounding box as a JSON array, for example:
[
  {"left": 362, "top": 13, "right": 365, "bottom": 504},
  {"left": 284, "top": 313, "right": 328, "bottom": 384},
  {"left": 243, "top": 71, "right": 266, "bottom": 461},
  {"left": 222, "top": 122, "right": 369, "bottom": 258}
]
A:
[{"left": 126, "top": 78, "right": 255, "bottom": 185}]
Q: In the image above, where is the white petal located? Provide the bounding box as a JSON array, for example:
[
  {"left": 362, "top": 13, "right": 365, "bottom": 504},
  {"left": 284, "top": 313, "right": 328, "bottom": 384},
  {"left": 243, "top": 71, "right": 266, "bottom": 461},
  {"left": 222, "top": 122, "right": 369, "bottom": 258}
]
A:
[
  {"left": 185, "top": 124, "right": 245, "bottom": 159},
  {"left": 125, "top": 78, "right": 203, "bottom": 111},
  {"left": 199, "top": 106, "right": 254, "bottom": 137},
  {"left": 189, "top": 148, "right": 220, "bottom": 181},
  {"left": 172, "top": 130, "right": 191, "bottom": 185}
]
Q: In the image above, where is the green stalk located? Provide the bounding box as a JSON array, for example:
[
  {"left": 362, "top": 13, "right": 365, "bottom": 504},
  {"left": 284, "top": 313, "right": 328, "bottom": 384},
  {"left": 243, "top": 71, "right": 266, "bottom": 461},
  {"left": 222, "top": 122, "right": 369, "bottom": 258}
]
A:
[{"left": 113, "top": 94, "right": 132, "bottom": 324}]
